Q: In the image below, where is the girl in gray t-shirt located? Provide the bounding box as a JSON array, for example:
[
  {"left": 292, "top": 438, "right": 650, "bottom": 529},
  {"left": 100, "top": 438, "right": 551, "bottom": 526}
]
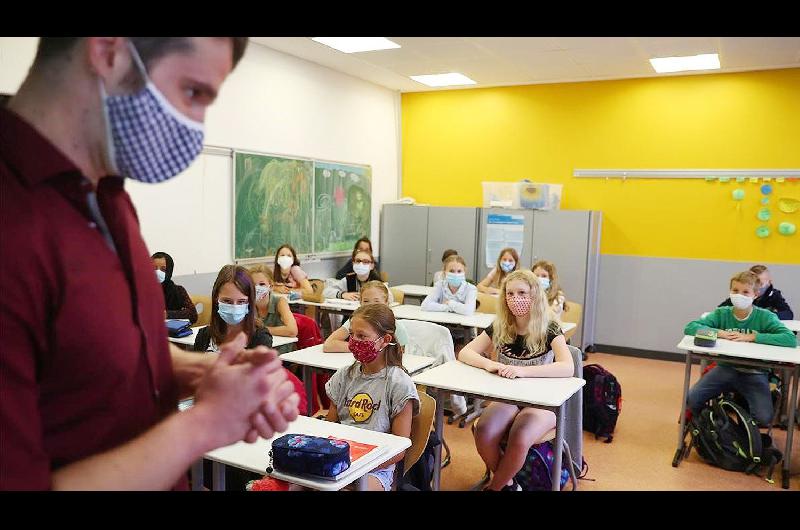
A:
[{"left": 325, "top": 304, "right": 419, "bottom": 491}]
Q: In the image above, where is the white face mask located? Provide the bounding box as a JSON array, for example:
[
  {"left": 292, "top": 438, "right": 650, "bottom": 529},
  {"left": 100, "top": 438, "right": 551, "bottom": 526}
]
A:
[
  {"left": 155, "top": 269, "right": 166, "bottom": 283},
  {"left": 277, "top": 255, "right": 294, "bottom": 270},
  {"left": 255, "top": 285, "right": 270, "bottom": 301},
  {"left": 729, "top": 293, "right": 754, "bottom": 310},
  {"left": 353, "top": 263, "right": 371, "bottom": 277}
]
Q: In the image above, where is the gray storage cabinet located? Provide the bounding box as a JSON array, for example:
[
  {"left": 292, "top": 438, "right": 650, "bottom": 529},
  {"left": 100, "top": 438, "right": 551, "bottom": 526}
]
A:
[{"left": 380, "top": 204, "right": 479, "bottom": 287}]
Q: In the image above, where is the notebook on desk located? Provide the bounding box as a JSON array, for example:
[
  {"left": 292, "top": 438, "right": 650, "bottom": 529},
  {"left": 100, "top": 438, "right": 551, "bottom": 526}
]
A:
[{"left": 315, "top": 437, "right": 380, "bottom": 481}]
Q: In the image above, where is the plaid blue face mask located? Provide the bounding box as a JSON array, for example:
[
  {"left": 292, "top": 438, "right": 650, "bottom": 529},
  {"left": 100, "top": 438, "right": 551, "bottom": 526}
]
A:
[{"left": 99, "top": 40, "right": 204, "bottom": 183}]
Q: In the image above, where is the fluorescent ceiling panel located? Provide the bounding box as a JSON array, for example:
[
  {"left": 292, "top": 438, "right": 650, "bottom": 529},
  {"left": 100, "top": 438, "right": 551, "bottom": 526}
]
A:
[
  {"left": 311, "top": 37, "right": 400, "bottom": 53},
  {"left": 649, "top": 53, "right": 721, "bottom": 73},
  {"left": 409, "top": 72, "right": 477, "bottom": 87}
]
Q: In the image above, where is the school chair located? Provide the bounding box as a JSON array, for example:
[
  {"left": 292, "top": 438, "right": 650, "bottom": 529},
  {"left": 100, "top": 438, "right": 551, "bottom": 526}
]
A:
[
  {"left": 393, "top": 390, "right": 437, "bottom": 489},
  {"left": 303, "top": 279, "right": 325, "bottom": 303},
  {"left": 389, "top": 287, "right": 405, "bottom": 305},
  {"left": 476, "top": 292, "right": 497, "bottom": 315},
  {"left": 561, "top": 300, "right": 582, "bottom": 343},
  {"left": 190, "top": 294, "right": 212, "bottom": 327},
  {"left": 380, "top": 271, "right": 389, "bottom": 283},
  {"left": 470, "top": 345, "right": 584, "bottom": 491}
]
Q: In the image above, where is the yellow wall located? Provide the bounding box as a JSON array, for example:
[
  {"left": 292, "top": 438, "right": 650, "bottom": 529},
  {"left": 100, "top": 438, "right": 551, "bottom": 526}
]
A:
[{"left": 402, "top": 68, "right": 800, "bottom": 264}]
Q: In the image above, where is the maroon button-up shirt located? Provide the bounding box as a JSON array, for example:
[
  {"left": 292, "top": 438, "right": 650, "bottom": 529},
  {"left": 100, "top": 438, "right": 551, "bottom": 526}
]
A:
[{"left": 0, "top": 106, "right": 182, "bottom": 490}]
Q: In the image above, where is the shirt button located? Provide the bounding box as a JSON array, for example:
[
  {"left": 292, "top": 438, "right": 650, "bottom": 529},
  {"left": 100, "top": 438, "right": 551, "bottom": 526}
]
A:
[
  {"left": 154, "top": 389, "right": 160, "bottom": 399},
  {"left": 88, "top": 222, "right": 97, "bottom": 228}
]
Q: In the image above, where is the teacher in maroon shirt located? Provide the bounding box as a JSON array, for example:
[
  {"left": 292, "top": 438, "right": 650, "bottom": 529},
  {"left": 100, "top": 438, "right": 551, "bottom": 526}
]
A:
[{"left": 0, "top": 37, "right": 300, "bottom": 490}]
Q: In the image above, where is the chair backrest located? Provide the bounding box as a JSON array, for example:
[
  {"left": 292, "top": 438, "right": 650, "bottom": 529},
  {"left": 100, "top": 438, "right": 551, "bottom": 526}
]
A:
[
  {"left": 389, "top": 287, "right": 405, "bottom": 305},
  {"left": 561, "top": 300, "right": 582, "bottom": 342},
  {"left": 565, "top": 344, "right": 584, "bottom": 472},
  {"left": 292, "top": 312, "right": 323, "bottom": 349},
  {"left": 400, "top": 319, "right": 455, "bottom": 366},
  {"left": 303, "top": 278, "right": 325, "bottom": 303},
  {"left": 476, "top": 292, "right": 497, "bottom": 315},
  {"left": 403, "top": 389, "right": 436, "bottom": 474},
  {"left": 380, "top": 271, "right": 389, "bottom": 283},
  {"left": 190, "top": 294, "right": 212, "bottom": 327}
]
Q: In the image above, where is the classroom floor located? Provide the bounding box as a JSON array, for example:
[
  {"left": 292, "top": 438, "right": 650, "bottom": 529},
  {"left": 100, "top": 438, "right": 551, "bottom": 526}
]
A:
[{"left": 438, "top": 351, "right": 800, "bottom": 491}]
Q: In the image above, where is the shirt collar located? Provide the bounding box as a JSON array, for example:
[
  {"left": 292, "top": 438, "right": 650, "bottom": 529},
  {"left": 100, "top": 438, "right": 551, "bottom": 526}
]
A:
[{"left": 1, "top": 105, "right": 88, "bottom": 187}]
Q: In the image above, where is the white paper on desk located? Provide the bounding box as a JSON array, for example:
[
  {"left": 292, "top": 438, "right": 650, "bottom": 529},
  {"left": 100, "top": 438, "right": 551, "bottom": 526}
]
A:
[
  {"left": 325, "top": 298, "right": 360, "bottom": 307},
  {"left": 485, "top": 214, "right": 525, "bottom": 267}
]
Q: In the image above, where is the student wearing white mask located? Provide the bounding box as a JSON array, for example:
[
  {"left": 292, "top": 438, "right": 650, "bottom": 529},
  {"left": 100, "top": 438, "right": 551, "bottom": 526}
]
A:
[
  {"left": 422, "top": 255, "right": 477, "bottom": 315},
  {"left": 684, "top": 270, "right": 796, "bottom": 426},
  {"left": 478, "top": 248, "right": 520, "bottom": 295},
  {"left": 323, "top": 250, "right": 389, "bottom": 301},
  {"left": 532, "top": 260, "right": 568, "bottom": 322},
  {"left": 248, "top": 264, "right": 298, "bottom": 354},
  {"left": 152, "top": 251, "right": 197, "bottom": 323},
  {"left": 718, "top": 264, "right": 793, "bottom": 320},
  {"left": 272, "top": 244, "right": 313, "bottom": 296}
]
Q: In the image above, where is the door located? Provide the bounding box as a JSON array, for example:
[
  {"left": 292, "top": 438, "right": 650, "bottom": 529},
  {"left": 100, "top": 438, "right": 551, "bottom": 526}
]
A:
[
  {"left": 379, "top": 204, "right": 429, "bottom": 286},
  {"left": 477, "top": 208, "right": 534, "bottom": 281},
  {"left": 425, "top": 207, "right": 479, "bottom": 285}
]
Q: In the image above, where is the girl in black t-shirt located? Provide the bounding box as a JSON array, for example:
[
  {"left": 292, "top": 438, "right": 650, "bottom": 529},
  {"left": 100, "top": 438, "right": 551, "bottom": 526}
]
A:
[{"left": 459, "top": 269, "right": 574, "bottom": 491}]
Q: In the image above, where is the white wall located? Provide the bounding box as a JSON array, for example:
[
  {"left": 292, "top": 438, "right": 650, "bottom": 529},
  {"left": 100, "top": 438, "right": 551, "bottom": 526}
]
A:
[{"left": 0, "top": 38, "right": 401, "bottom": 277}]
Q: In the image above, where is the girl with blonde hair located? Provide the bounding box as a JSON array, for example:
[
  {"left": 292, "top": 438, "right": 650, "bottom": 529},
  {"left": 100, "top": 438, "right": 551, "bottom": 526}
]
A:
[{"left": 458, "top": 269, "right": 573, "bottom": 491}]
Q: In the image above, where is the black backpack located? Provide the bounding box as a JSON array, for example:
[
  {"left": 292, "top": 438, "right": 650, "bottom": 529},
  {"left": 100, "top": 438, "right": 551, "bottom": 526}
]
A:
[
  {"left": 690, "top": 398, "right": 782, "bottom": 483},
  {"left": 582, "top": 364, "right": 622, "bottom": 443}
]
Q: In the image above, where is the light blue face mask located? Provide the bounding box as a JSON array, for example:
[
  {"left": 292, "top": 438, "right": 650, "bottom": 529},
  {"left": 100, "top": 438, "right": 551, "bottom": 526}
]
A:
[
  {"left": 217, "top": 302, "right": 249, "bottom": 325},
  {"left": 500, "top": 260, "right": 516, "bottom": 273},
  {"left": 155, "top": 269, "right": 166, "bottom": 283},
  {"left": 538, "top": 277, "right": 551, "bottom": 290},
  {"left": 446, "top": 272, "right": 465, "bottom": 288}
]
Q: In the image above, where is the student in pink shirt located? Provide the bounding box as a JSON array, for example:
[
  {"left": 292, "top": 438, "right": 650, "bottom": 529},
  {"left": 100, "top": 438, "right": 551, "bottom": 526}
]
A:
[{"left": 272, "top": 244, "right": 313, "bottom": 296}]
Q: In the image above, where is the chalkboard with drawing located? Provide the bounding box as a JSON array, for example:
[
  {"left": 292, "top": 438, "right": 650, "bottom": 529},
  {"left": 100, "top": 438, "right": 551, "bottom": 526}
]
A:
[{"left": 233, "top": 150, "right": 371, "bottom": 261}]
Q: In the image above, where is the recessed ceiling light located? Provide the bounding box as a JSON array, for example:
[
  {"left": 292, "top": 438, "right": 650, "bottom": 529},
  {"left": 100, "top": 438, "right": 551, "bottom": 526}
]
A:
[
  {"left": 409, "top": 73, "right": 477, "bottom": 87},
  {"left": 649, "top": 53, "right": 721, "bottom": 73},
  {"left": 311, "top": 37, "right": 400, "bottom": 53}
]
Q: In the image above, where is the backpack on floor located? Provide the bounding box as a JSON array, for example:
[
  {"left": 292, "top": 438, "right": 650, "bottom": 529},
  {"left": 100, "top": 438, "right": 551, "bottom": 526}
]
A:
[
  {"left": 690, "top": 397, "right": 782, "bottom": 483},
  {"left": 514, "top": 440, "right": 573, "bottom": 491},
  {"left": 582, "top": 364, "right": 622, "bottom": 443},
  {"left": 397, "top": 430, "right": 441, "bottom": 491}
]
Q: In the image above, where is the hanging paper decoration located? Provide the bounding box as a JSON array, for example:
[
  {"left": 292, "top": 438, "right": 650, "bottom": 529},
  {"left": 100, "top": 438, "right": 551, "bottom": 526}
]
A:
[
  {"left": 718, "top": 177, "right": 731, "bottom": 183},
  {"left": 705, "top": 176, "right": 716, "bottom": 182},
  {"left": 749, "top": 177, "right": 759, "bottom": 183},
  {"left": 761, "top": 198, "right": 769, "bottom": 205},
  {"left": 763, "top": 177, "right": 772, "bottom": 182},
  {"left": 778, "top": 197, "right": 799, "bottom": 214},
  {"left": 778, "top": 222, "right": 796, "bottom": 236},
  {"left": 731, "top": 189, "right": 745, "bottom": 201},
  {"left": 756, "top": 226, "right": 770, "bottom": 238},
  {"left": 736, "top": 177, "right": 746, "bottom": 183},
  {"left": 761, "top": 184, "right": 773, "bottom": 195},
  {"left": 776, "top": 177, "right": 786, "bottom": 183},
  {"left": 757, "top": 208, "right": 771, "bottom": 221}
]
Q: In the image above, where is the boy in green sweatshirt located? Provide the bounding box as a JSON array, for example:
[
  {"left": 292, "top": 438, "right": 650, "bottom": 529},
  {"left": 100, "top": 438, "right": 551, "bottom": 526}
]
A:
[{"left": 685, "top": 271, "right": 797, "bottom": 425}]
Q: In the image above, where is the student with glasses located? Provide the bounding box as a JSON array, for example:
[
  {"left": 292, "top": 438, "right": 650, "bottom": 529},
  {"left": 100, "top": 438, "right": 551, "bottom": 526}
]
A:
[{"left": 323, "top": 250, "right": 392, "bottom": 302}]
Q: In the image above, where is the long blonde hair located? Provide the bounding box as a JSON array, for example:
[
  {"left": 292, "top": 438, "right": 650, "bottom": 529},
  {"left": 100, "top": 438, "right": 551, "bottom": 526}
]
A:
[
  {"left": 532, "top": 259, "right": 568, "bottom": 311},
  {"left": 359, "top": 280, "right": 389, "bottom": 303},
  {"left": 493, "top": 269, "right": 550, "bottom": 356}
]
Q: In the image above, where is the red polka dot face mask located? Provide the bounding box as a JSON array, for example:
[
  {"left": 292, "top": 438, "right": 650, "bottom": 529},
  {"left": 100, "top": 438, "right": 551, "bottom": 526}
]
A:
[
  {"left": 348, "top": 335, "right": 383, "bottom": 364},
  {"left": 506, "top": 295, "right": 532, "bottom": 317}
]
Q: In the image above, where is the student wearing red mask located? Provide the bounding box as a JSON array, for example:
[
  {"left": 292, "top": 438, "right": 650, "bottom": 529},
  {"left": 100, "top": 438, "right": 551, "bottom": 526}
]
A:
[{"left": 324, "top": 304, "right": 419, "bottom": 491}]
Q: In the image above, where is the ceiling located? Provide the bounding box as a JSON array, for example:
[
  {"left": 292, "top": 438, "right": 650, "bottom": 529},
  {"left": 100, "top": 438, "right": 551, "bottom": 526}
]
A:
[{"left": 249, "top": 37, "right": 800, "bottom": 92}]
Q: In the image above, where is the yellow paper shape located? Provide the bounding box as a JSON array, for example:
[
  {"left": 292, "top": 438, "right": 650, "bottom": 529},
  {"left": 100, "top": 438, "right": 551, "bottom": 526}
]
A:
[
  {"left": 776, "top": 177, "right": 785, "bottom": 183},
  {"left": 778, "top": 197, "right": 800, "bottom": 214},
  {"left": 749, "top": 177, "right": 759, "bottom": 183},
  {"left": 763, "top": 177, "right": 772, "bottom": 182}
]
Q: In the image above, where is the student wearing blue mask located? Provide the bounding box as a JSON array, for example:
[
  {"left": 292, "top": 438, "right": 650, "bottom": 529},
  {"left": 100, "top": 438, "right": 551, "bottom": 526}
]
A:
[
  {"left": 532, "top": 260, "right": 568, "bottom": 322},
  {"left": 422, "top": 255, "right": 477, "bottom": 315},
  {"left": 194, "top": 265, "right": 273, "bottom": 352},
  {"left": 478, "top": 248, "right": 520, "bottom": 295},
  {"left": 152, "top": 251, "right": 198, "bottom": 323}
]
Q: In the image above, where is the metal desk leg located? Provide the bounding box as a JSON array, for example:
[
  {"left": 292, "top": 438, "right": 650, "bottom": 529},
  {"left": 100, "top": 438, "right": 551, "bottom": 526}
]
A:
[
  {"left": 212, "top": 462, "right": 226, "bottom": 491},
  {"left": 355, "top": 474, "right": 369, "bottom": 491},
  {"left": 552, "top": 403, "right": 565, "bottom": 491},
  {"left": 699, "top": 358, "right": 709, "bottom": 374},
  {"left": 432, "top": 389, "right": 445, "bottom": 491},
  {"left": 673, "top": 352, "right": 694, "bottom": 467},
  {"left": 191, "top": 459, "right": 204, "bottom": 491},
  {"left": 782, "top": 366, "right": 799, "bottom": 489},
  {"left": 303, "top": 365, "right": 314, "bottom": 416}
]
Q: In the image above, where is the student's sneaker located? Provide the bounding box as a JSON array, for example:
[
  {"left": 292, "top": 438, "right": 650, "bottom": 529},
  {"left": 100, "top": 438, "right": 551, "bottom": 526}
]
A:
[{"left": 501, "top": 480, "right": 522, "bottom": 491}]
